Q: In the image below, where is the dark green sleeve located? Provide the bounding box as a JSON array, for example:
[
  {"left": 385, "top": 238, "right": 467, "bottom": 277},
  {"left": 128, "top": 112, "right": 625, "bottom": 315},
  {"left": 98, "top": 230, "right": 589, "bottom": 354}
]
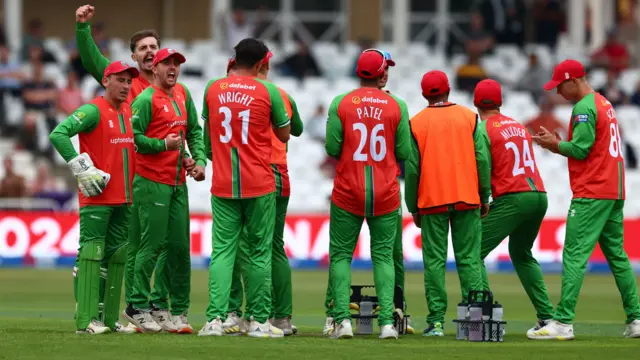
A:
[
  {"left": 76, "top": 22, "right": 110, "bottom": 85},
  {"left": 260, "top": 80, "right": 290, "bottom": 128},
  {"left": 202, "top": 79, "right": 217, "bottom": 161},
  {"left": 131, "top": 92, "right": 166, "bottom": 154},
  {"left": 558, "top": 99, "right": 597, "bottom": 160},
  {"left": 325, "top": 94, "right": 345, "bottom": 159},
  {"left": 404, "top": 127, "right": 421, "bottom": 214},
  {"left": 287, "top": 93, "right": 304, "bottom": 137},
  {"left": 474, "top": 121, "right": 492, "bottom": 204},
  {"left": 182, "top": 85, "right": 206, "bottom": 167},
  {"left": 49, "top": 104, "right": 100, "bottom": 162},
  {"left": 391, "top": 95, "right": 411, "bottom": 161}
]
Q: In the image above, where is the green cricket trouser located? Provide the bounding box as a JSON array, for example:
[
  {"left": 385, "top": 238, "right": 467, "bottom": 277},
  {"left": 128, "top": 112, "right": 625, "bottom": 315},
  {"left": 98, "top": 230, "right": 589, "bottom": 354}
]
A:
[
  {"left": 480, "top": 192, "right": 554, "bottom": 320},
  {"left": 330, "top": 202, "right": 397, "bottom": 326},
  {"left": 74, "top": 204, "right": 129, "bottom": 328},
  {"left": 130, "top": 175, "right": 191, "bottom": 314},
  {"left": 554, "top": 198, "right": 640, "bottom": 324},
  {"left": 421, "top": 207, "right": 482, "bottom": 325},
  {"left": 229, "top": 195, "right": 293, "bottom": 319},
  {"left": 206, "top": 193, "right": 276, "bottom": 323}
]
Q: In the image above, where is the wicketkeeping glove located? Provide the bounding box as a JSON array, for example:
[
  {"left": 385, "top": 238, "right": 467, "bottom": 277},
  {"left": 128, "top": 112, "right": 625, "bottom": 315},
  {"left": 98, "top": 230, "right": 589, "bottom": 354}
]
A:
[{"left": 68, "top": 153, "right": 111, "bottom": 197}]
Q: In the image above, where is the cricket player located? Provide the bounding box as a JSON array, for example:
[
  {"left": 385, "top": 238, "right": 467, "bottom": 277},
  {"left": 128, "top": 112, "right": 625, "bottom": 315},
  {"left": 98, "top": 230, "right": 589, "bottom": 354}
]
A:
[
  {"left": 75, "top": 5, "right": 197, "bottom": 331},
  {"left": 224, "top": 53, "right": 304, "bottom": 336},
  {"left": 472, "top": 79, "right": 555, "bottom": 335},
  {"left": 325, "top": 49, "right": 411, "bottom": 340},
  {"left": 404, "top": 70, "right": 485, "bottom": 336},
  {"left": 198, "top": 38, "right": 291, "bottom": 338},
  {"left": 529, "top": 59, "right": 640, "bottom": 340},
  {"left": 49, "top": 61, "right": 138, "bottom": 334},
  {"left": 123, "top": 48, "right": 206, "bottom": 333}
]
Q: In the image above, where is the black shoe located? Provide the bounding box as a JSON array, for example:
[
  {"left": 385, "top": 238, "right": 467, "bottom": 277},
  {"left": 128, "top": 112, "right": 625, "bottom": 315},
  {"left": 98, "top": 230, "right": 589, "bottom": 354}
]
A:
[{"left": 125, "top": 304, "right": 142, "bottom": 318}]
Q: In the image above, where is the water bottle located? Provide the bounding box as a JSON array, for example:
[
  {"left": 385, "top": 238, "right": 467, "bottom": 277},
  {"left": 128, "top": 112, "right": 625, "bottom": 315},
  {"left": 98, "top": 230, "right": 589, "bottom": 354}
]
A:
[
  {"left": 455, "top": 301, "right": 468, "bottom": 340},
  {"left": 358, "top": 300, "right": 374, "bottom": 334},
  {"left": 468, "top": 302, "right": 483, "bottom": 342},
  {"left": 492, "top": 302, "right": 504, "bottom": 342}
]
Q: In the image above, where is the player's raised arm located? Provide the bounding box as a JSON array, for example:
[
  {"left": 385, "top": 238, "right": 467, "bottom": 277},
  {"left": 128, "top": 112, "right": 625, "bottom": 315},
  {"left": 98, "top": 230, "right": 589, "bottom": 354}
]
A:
[
  {"left": 324, "top": 95, "right": 344, "bottom": 159},
  {"left": 131, "top": 90, "right": 173, "bottom": 153},
  {"left": 49, "top": 104, "right": 100, "bottom": 161},
  {"left": 287, "top": 93, "right": 304, "bottom": 137},
  {"left": 473, "top": 119, "right": 492, "bottom": 205},
  {"left": 75, "top": 5, "right": 110, "bottom": 85}
]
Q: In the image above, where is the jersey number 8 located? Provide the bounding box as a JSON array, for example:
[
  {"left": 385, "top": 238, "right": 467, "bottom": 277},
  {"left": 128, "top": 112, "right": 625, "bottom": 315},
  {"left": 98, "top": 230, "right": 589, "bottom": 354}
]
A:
[
  {"left": 353, "top": 123, "right": 386, "bottom": 162},
  {"left": 219, "top": 106, "right": 250, "bottom": 144},
  {"left": 609, "top": 123, "right": 624, "bottom": 158}
]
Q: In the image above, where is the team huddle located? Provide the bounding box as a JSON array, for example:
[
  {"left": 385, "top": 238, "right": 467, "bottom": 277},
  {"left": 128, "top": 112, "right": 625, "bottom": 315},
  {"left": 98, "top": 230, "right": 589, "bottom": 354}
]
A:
[{"left": 49, "top": 5, "right": 640, "bottom": 340}]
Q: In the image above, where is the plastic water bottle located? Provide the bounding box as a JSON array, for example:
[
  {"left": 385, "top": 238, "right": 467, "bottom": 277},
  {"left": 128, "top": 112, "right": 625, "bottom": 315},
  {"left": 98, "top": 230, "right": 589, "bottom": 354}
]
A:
[
  {"left": 468, "top": 302, "right": 483, "bottom": 342},
  {"left": 455, "top": 301, "right": 468, "bottom": 340},
  {"left": 358, "top": 300, "right": 374, "bottom": 334},
  {"left": 492, "top": 302, "right": 504, "bottom": 342}
]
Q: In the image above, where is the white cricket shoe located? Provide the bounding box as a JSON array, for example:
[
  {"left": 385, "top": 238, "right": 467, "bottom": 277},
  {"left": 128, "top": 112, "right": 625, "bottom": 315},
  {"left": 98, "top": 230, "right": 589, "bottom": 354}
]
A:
[
  {"left": 247, "top": 317, "right": 285, "bottom": 338},
  {"left": 380, "top": 324, "right": 399, "bottom": 339},
  {"left": 76, "top": 319, "right": 110, "bottom": 334},
  {"left": 151, "top": 308, "right": 178, "bottom": 333},
  {"left": 406, "top": 318, "right": 415, "bottom": 334},
  {"left": 526, "top": 319, "right": 551, "bottom": 337},
  {"left": 323, "top": 316, "right": 335, "bottom": 335},
  {"left": 330, "top": 319, "right": 354, "bottom": 339},
  {"left": 126, "top": 322, "right": 142, "bottom": 333},
  {"left": 112, "top": 321, "right": 137, "bottom": 334},
  {"left": 624, "top": 320, "right": 640, "bottom": 338},
  {"left": 223, "top": 312, "right": 247, "bottom": 336},
  {"left": 270, "top": 318, "right": 295, "bottom": 336},
  {"left": 198, "top": 317, "right": 224, "bottom": 336},
  {"left": 172, "top": 313, "right": 194, "bottom": 334},
  {"left": 527, "top": 320, "right": 575, "bottom": 340},
  {"left": 123, "top": 309, "right": 162, "bottom": 333}
]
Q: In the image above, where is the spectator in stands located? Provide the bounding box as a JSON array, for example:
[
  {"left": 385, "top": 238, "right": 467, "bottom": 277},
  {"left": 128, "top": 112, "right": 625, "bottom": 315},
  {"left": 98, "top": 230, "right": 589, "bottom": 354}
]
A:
[
  {"left": 515, "top": 53, "right": 548, "bottom": 103},
  {"left": 524, "top": 95, "right": 567, "bottom": 139},
  {"left": 279, "top": 39, "right": 322, "bottom": 80},
  {"left": 476, "top": 0, "right": 526, "bottom": 48},
  {"left": 57, "top": 71, "right": 85, "bottom": 116},
  {"left": 0, "top": 44, "right": 24, "bottom": 133},
  {"left": 21, "top": 60, "right": 58, "bottom": 158},
  {"left": 533, "top": 0, "right": 564, "bottom": 49},
  {"left": 465, "top": 12, "right": 494, "bottom": 56},
  {"left": 16, "top": 111, "right": 41, "bottom": 156},
  {"left": 20, "top": 19, "right": 55, "bottom": 63},
  {"left": 306, "top": 103, "right": 327, "bottom": 143},
  {"left": 351, "top": 37, "right": 375, "bottom": 77},
  {"left": 224, "top": 8, "right": 254, "bottom": 51},
  {"left": 591, "top": 28, "right": 630, "bottom": 76},
  {"left": 596, "top": 71, "right": 625, "bottom": 107},
  {"left": 30, "top": 161, "right": 63, "bottom": 194},
  {"left": 455, "top": 53, "right": 487, "bottom": 93},
  {"left": 253, "top": 5, "right": 271, "bottom": 39},
  {"left": 0, "top": 157, "right": 27, "bottom": 198}
]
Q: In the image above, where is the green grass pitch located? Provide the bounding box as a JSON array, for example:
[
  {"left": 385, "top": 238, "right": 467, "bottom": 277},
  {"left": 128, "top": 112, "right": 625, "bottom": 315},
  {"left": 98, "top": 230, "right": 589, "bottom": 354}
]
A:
[{"left": 0, "top": 269, "right": 638, "bottom": 359}]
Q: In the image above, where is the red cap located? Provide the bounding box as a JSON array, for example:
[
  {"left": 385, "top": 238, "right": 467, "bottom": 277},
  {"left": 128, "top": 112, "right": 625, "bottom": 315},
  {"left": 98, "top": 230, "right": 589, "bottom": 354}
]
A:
[
  {"left": 103, "top": 61, "right": 139, "bottom": 78},
  {"left": 356, "top": 51, "right": 387, "bottom": 79},
  {"left": 152, "top": 48, "right": 186, "bottom": 66},
  {"left": 227, "top": 56, "right": 236, "bottom": 74},
  {"left": 262, "top": 51, "right": 273, "bottom": 64},
  {"left": 474, "top": 79, "right": 502, "bottom": 108},
  {"left": 421, "top": 70, "right": 450, "bottom": 96},
  {"left": 543, "top": 59, "right": 586, "bottom": 91}
]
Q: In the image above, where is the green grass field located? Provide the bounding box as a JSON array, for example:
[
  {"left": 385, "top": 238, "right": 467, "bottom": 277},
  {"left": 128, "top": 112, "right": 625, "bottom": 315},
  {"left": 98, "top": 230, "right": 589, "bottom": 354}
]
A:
[{"left": 0, "top": 269, "right": 638, "bottom": 359}]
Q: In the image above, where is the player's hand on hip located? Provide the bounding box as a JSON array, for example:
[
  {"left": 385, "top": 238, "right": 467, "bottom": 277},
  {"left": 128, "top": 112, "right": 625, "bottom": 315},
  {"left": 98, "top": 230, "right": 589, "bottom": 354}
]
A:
[
  {"left": 164, "top": 133, "right": 182, "bottom": 151},
  {"left": 68, "top": 153, "right": 109, "bottom": 197},
  {"left": 191, "top": 166, "right": 205, "bottom": 181},
  {"left": 183, "top": 157, "right": 196, "bottom": 174},
  {"left": 412, "top": 213, "right": 421, "bottom": 228},
  {"left": 481, "top": 203, "right": 490, "bottom": 218},
  {"left": 75, "top": 5, "right": 95, "bottom": 23}
]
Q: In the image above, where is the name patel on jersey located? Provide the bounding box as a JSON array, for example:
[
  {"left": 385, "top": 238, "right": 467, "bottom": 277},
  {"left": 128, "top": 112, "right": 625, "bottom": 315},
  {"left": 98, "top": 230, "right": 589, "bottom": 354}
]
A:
[
  {"left": 218, "top": 90, "right": 255, "bottom": 107},
  {"left": 500, "top": 126, "right": 527, "bottom": 140}
]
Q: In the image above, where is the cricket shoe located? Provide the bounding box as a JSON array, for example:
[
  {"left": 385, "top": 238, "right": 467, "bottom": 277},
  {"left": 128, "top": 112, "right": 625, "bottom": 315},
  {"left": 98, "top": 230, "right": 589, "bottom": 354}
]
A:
[
  {"left": 76, "top": 319, "right": 110, "bottom": 335},
  {"left": 423, "top": 322, "right": 444, "bottom": 337},
  {"left": 330, "top": 319, "right": 354, "bottom": 339},
  {"left": 527, "top": 320, "right": 575, "bottom": 340},
  {"left": 526, "top": 319, "right": 551, "bottom": 337},
  {"left": 323, "top": 316, "right": 335, "bottom": 335},
  {"left": 380, "top": 324, "right": 398, "bottom": 339},
  {"left": 624, "top": 319, "right": 640, "bottom": 338},
  {"left": 198, "top": 317, "right": 224, "bottom": 336},
  {"left": 222, "top": 312, "right": 247, "bottom": 336},
  {"left": 112, "top": 321, "right": 137, "bottom": 334},
  {"left": 406, "top": 318, "right": 415, "bottom": 334},
  {"left": 172, "top": 312, "right": 194, "bottom": 334},
  {"left": 126, "top": 322, "right": 142, "bottom": 333},
  {"left": 151, "top": 307, "right": 178, "bottom": 333},
  {"left": 247, "top": 317, "right": 285, "bottom": 338},
  {"left": 123, "top": 305, "right": 162, "bottom": 333},
  {"left": 270, "top": 317, "right": 296, "bottom": 336}
]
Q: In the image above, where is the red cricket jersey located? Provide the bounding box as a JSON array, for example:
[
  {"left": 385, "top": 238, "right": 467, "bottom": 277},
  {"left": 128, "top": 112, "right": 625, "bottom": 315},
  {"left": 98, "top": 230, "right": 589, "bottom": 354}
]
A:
[
  {"left": 79, "top": 97, "right": 135, "bottom": 206},
  {"left": 331, "top": 88, "right": 402, "bottom": 216},
  {"left": 126, "top": 76, "right": 151, "bottom": 104},
  {"left": 134, "top": 84, "right": 190, "bottom": 186},
  {"left": 484, "top": 114, "right": 545, "bottom": 199},
  {"left": 568, "top": 93, "right": 625, "bottom": 200},
  {"left": 204, "top": 76, "right": 291, "bottom": 198}
]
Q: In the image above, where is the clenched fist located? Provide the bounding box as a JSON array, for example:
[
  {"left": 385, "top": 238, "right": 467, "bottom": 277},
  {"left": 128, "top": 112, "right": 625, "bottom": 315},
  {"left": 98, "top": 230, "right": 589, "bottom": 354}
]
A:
[
  {"left": 75, "top": 5, "right": 95, "bottom": 23},
  {"left": 191, "top": 166, "right": 205, "bottom": 181},
  {"left": 165, "top": 133, "right": 182, "bottom": 151}
]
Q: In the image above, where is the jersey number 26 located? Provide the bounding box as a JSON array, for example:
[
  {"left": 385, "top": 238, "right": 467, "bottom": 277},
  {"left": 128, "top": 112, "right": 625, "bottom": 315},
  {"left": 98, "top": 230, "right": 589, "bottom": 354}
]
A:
[{"left": 352, "top": 123, "right": 386, "bottom": 162}]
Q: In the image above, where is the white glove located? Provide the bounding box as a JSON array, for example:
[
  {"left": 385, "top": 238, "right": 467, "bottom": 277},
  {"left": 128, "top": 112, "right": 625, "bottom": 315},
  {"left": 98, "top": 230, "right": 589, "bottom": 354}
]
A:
[{"left": 68, "top": 153, "right": 111, "bottom": 197}]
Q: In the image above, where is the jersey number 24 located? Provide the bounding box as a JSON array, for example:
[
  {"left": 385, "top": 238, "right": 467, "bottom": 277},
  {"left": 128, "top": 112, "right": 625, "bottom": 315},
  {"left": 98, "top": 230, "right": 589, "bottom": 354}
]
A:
[{"left": 505, "top": 139, "right": 535, "bottom": 176}]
